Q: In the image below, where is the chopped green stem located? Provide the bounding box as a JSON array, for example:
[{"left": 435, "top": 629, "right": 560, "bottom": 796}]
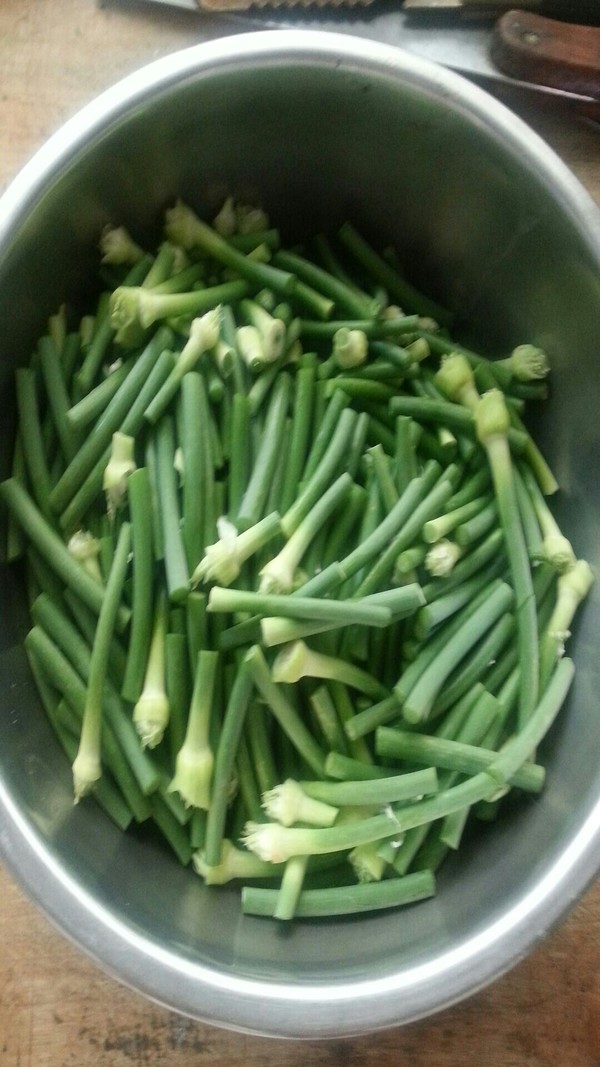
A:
[
  {"left": 15, "top": 368, "right": 54, "bottom": 519},
  {"left": 485, "top": 656, "right": 574, "bottom": 786},
  {"left": 202, "top": 657, "right": 255, "bottom": 867},
  {"left": 423, "top": 494, "right": 490, "bottom": 544},
  {"left": 164, "top": 202, "right": 296, "bottom": 295},
  {"left": 61, "top": 349, "right": 176, "bottom": 534},
  {"left": 72, "top": 522, "right": 131, "bottom": 800},
  {"left": 354, "top": 474, "right": 455, "bottom": 596},
  {"left": 272, "top": 640, "right": 389, "bottom": 702},
  {"left": 435, "top": 352, "right": 480, "bottom": 411},
  {"left": 58, "top": 694, "right": 151, "bottom": 824},
  {"left": 261, "top": 584, "right": 424, "bottom": 648},
  {"left": 475, "top": 391, "right": 539, "bottom": 725},
  {"left": 246, "top": 701, "right": 278, "bottom": 794},
  {"left": 273, "top": 248, "right": 377, "bottom": 319},
  {"left": 280, "top": 407, "right": 357, "bottom": 537},
  {"left": 103, "top": 431, "right": 136, "bottom": 519},
  {"left": 262, "top": 778, "right": 339, "bottom": 827},
  {"left": 50, "top": 326, "right": 173, "bottom": 515},
  {"left": 150, "top": 794, "right": 193, "bottom": 866},
  {"left": 193, "top": 839, "right": 284, "bottom": 885},
  {"left": 399, "top": 580, "right": 514, "bottom": 724},
  {"left": 432, "top": 612, "right": 514, "bottom": 716},
  {"left": 66, "top": 359, "right": 134, "bottom": 432},
  {"left": 513, "top": 464, "right": 544, "bottom": 561},
  {"left": 133, "top": 589, "right": 170, "bottom": 749},
  {"left": 30, "top": 633, "right": 143, "bottom": 820},
  {"left": 300, "top": 766, "right": 438, "bottom": 807},
  {"left": 309, "top": 685, "right": 347, "bottom": 754},
  {"left": 416, "top": 567, "right": 505, "bottom": 642},
  {"left": 393, "top": 415, "right": 419, "bottom": 496},
  {"left": 38, "top": 698, "right": 134, "bottom": 830},
  {"left": 193, "top": 512, "right": 281, "bottom": 589},
  {"left": 242, "top": 870, "right": 436, "bottom": 917},
  {"left": 272, "top": 855, "right": 310, "bottom": 921},
  {"left": 344, "top": 694, "right": 400, "bottom": 741},
  {"left": 165, "top": 632, "right": 189, "bottom": 764},
  {"left": 278, "top": 364, "right": 315, "bottom": 515},
  {"left": 299, "top": 316, "right": 420, "bottom": 340},
  {"left": 154, "top": 415, "right": 189, "bottom": 603},
  {"left": 121, "top": 468, "right": 155, "bottom": 703},
  {"left": 389, "top": 395, "right": 527, "bottom": 454},
  {"left": 227, "top": 392, "right": 252, "bottom": 519},
  {"left": 169, "top": 650, "right": 219, "bottom": 810},
  {"left": 539, "top": 560, "right": 594, "bottom": 689},
  {"left": 338, "top": 464, "right": 439, "bottom": 583},
  {"left": 367, "top": 444, "right": 399, "bottom": 511},
  {"left": 395, "top": 579, "right": 504, "bottom": 706},
  {"left": 324, "top": 752, "right": 390, "bottom": 781},
  {"left": 38, "top": 336, "right": 79, "bottom": 462},
  {"left": 375, "top": 726, "right": 544, "bottom": 793},
  {"left": 454, "top": 498, "right": 498, "bottom": 547},
  {"left": 259, "top": 473, "right": 352, "bottom": 594},
  {"left": 239, "top": 298, "right": 286, "bottom": 364},
  {"left": 75, "top": 294, "right": 114, "bottom": 392},
  {"left": 236, "top": 372, "right": 291, "bottom": 530},
  {"left": 208, "top": 587, "right": 391, "bottom": 628},
  {"left": 321, "top": 483, "right": 368, "bottom": 567},
  {"left": 143, "top": 308, "right": 221, "bottom": 425},
  {"left": 421, "top": 527, "right": 504, "bottom": 603},
  {"left": 337, "top": 361, "right": 404, "bottom": 383},
  {"left": 325, "top": 378, "right": 396, "bottom": 404},
  {"left": 229, "top": 228, "right": 281, "bottom": 253},
  {"left": 313, "top": 232, "right": 360, "bottom": 287},
  {"left": 519, "top": 462, "right": 574, "bottom": 572},
  {"left": 397, "top": 546, "right": 424, "bottom": 580},
  {"left": 302, "top": 388, "right": 350, "bottom": 484},
  {"left": 244, "top": 644, "right": 326, "bottom": 777},
  {"left": 178, "top": 372, "right": 210, "bottom": 572},
  {"left": 242, "top": 809, "right": 401, "bottom": 863},
  {"left": 338, "top": 221, "right": 451, "bottom": 324},
  {"left": 446, "top": 466, "right": 491, "bottom": 511},
  {"left": 424, "top": 539, "right": 463, "bottom": 578},
  {"left": 0, "top": 478, "right": 129, "bottom": 630},
  {"left": 509, "top": 405, "right": 559, "bottom": 496},
  {"left": 31, "top": 592, "right": 160, "bottom": 796}
]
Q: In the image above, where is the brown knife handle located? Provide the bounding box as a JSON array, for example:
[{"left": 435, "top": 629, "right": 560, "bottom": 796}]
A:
[{"left": 490, "top": 10, "right": 600, "bottom": 100}]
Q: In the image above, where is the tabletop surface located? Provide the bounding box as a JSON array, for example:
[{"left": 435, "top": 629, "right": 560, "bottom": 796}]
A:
[{"left": 1, "top": 1, "right": 599, "bottom": 1064}]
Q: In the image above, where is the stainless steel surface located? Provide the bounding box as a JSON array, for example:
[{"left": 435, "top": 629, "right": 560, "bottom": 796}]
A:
[
  {"left": 0, "top": 30, "right": 600, "bottom": 1039},
  {"left": 123, "top": 0, "right": 600, "bottom": 107}
]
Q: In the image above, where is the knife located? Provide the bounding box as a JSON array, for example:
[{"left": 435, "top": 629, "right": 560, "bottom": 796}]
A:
[
  {"left": 491, "top": 10, "right": 600, "bottom": 98},
  {"left": 117, "top": 0, "right": 600, "bottom": 110},
  {"left": 401, "top": 4, "right": 600, "bottom": 98},
  {"left": 403, "top": 0, "right": 599, "bottom": 19}
]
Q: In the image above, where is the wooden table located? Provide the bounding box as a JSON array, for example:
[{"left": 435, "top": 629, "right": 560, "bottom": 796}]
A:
[{"left": 1, "top": 2, "right": 599, "bottom": 1063}]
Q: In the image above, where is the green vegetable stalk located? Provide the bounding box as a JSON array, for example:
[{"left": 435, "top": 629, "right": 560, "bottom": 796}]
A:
[
  {"left": 169, "top": 650, "right": 219, "bottom": 810},
  {"left": 72, "top": 522, "right": 131, "bottom": 800},
  {"left": 474, "top": 389, "right": 539, "bottom": 725},
  {"left": 133, "top": 590, "right": 170, "bottom": 749}
]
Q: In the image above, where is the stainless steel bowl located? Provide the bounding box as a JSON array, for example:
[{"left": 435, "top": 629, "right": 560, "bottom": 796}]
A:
[{"left": 0, "top": 29, "right": 599, "bottom": 1040}]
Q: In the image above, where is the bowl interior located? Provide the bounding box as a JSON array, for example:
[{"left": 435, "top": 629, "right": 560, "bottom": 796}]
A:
[{"left": 1, "top": 32, "right": 600, "bottom": 1036}]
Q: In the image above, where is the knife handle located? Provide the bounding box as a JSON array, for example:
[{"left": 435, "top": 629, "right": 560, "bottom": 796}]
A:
[{"left": 491, "top": 10, "right": 600, "bottom": 99}]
